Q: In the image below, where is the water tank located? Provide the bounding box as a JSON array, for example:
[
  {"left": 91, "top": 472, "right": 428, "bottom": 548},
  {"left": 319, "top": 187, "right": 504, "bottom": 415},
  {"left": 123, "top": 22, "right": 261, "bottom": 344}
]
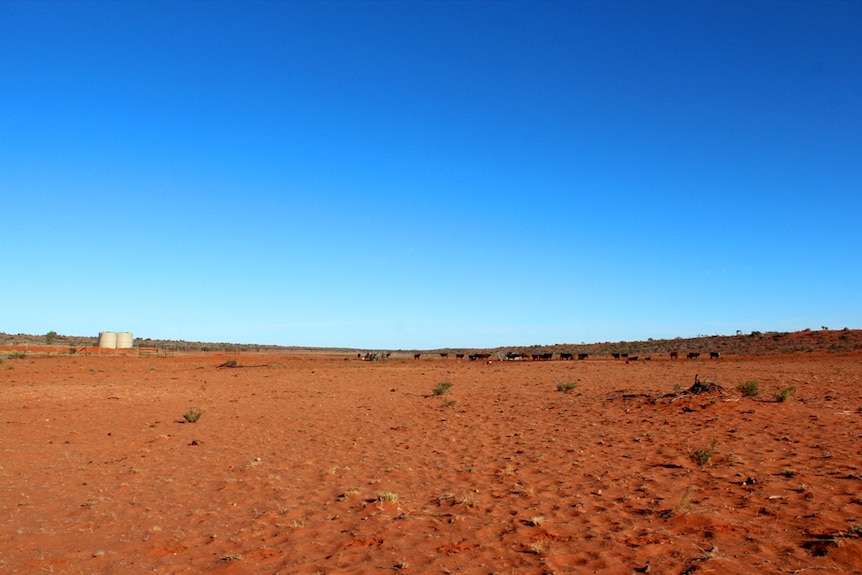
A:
[
  {"left": 116, "top": 332, "right": 134, "bottom": 349},
  {"left": 99, "top": 331, "right": 117, "bottom": 349}
]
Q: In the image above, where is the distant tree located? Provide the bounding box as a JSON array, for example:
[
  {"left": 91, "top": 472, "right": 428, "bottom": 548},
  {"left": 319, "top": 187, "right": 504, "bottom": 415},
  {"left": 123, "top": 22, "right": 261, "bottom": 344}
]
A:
[{"left": 45, "top": 331, "right": 58, "bottom": 345}]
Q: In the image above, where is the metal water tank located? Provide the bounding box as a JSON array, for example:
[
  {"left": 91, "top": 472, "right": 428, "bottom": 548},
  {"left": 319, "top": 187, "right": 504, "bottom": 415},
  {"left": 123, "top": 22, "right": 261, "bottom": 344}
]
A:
[
  {"left": 116, "top": 332, "right": 134, "bottom": 349},
  {"left": 99, "top": 331, "right": 117, "bottom": 349}
]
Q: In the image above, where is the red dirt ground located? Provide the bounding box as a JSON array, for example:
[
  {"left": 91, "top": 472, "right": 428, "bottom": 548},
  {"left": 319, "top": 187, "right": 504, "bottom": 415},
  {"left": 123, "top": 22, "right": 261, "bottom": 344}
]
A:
[{"left": 1, "top": 349, "right": 861, "bottom": 574}]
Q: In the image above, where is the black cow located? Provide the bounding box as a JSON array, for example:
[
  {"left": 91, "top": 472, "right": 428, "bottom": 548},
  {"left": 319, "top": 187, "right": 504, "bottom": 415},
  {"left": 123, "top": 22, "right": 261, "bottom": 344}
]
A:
[
  {"left": 710, "top": 351, "right": 721, "bottom": 359},
  {"left": 612, "top": 353, "right": 620, "bottom": 360},
  {"left": 669, "top": 351, "right": 679, "bottom": 359},
  {"left": 577, "top": 353, "right": 588, "bottom": 360},
  {"left": 687, "top": 352, "right": 701, "bottom": 360},
  {"left": 560, "top": 352, "right": 573, "bottom": 360}
]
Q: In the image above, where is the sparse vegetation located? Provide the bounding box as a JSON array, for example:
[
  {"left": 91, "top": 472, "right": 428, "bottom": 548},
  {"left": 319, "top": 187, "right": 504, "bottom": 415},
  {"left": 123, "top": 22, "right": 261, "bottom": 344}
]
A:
[
  {"left": 182, "top": 409, "right": 204, "bottom": 423},
  {"left": 737, "top": 380, "right": 760, "bottom": 397},
  {"left": 45, "top": 331, "right": 57, "bottom": 345},
  {"left": 660, "top": 486, "right": 699, "bottom": 519},
  {"left": 221, "top": 554, "right": 243, "bottom": 562},
  {"left": 2, "top": 327, "right": 859, "bottom": 360},
  {"left": 529, "top": 541, "right": 547, "bottom": 555},
  {"left": 675, "top": 487, "right": 697, "bottom": 515},
  {"left": 2, "top": 327, "right": 862, "bottom": 572},
  {"left": 690, "top": 440, "right": 717, "bottom": 467},
  {"left": 437, "top": 492, "right": 454, "bottom": 505},
  {"left": 556, "top": 381, "right": 576, "bottom": 393},
  {"left": 432, "top": 382, "right": 453, "bottom": 396},
  {"left": 337, "top": 487, "right": 360, "bottom": 501},
  {"left": 457, "top": 492, "right": 478, "bottom": 507},
  {"left": 774, "top": 386, "right": 797, "bottom": 402}
]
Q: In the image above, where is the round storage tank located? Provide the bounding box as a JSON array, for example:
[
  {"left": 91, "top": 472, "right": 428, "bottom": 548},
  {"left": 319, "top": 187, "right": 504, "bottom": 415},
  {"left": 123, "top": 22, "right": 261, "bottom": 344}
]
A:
[
  {"left": 99, "top": 331, "right": 117, "bottom": 349},
  {"left": 116, "top": 332, "right": 134, "bottom": 349}
]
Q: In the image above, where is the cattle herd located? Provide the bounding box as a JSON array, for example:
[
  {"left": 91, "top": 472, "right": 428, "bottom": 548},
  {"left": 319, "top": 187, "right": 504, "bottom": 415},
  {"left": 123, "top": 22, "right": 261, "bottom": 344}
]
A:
[{"left": 359, "top": 351, "right": 722, "bottom": 361}]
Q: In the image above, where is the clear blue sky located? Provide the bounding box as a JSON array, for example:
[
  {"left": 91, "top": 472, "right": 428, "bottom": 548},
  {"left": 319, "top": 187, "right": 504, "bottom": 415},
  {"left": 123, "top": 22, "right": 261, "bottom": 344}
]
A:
[{"left": 2, "top": 1, "right": 860, "bottom": 349}]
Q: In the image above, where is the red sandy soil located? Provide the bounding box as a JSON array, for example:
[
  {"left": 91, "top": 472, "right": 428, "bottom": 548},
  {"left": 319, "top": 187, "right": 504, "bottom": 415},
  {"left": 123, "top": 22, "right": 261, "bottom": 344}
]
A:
[{"left": 1, "top": 350, "right": 861, "bottom": 574}]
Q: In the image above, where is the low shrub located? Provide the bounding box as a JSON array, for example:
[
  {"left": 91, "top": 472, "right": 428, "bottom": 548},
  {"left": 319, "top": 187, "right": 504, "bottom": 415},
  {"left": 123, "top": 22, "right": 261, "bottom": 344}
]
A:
[
  {"left": 690, "top": 440, "right": 717, "bottom": 467},
  {"left": 183, "top": 408, "right": 204, "bottom": 423},
  {"left": 663, "top": 487, "right": 698, "bottom": 518},
  {"left": 556, "top": 381, "right": 576, "bottom": 393},
  {"left": 774, "top": 386, "right": 797, "bottom": 402},
  {"left": 432, "top": 382, "right": 453, "bottom": 396},
  {"left": 737, "top": 380, "right": 760, "bottom": 397}
]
